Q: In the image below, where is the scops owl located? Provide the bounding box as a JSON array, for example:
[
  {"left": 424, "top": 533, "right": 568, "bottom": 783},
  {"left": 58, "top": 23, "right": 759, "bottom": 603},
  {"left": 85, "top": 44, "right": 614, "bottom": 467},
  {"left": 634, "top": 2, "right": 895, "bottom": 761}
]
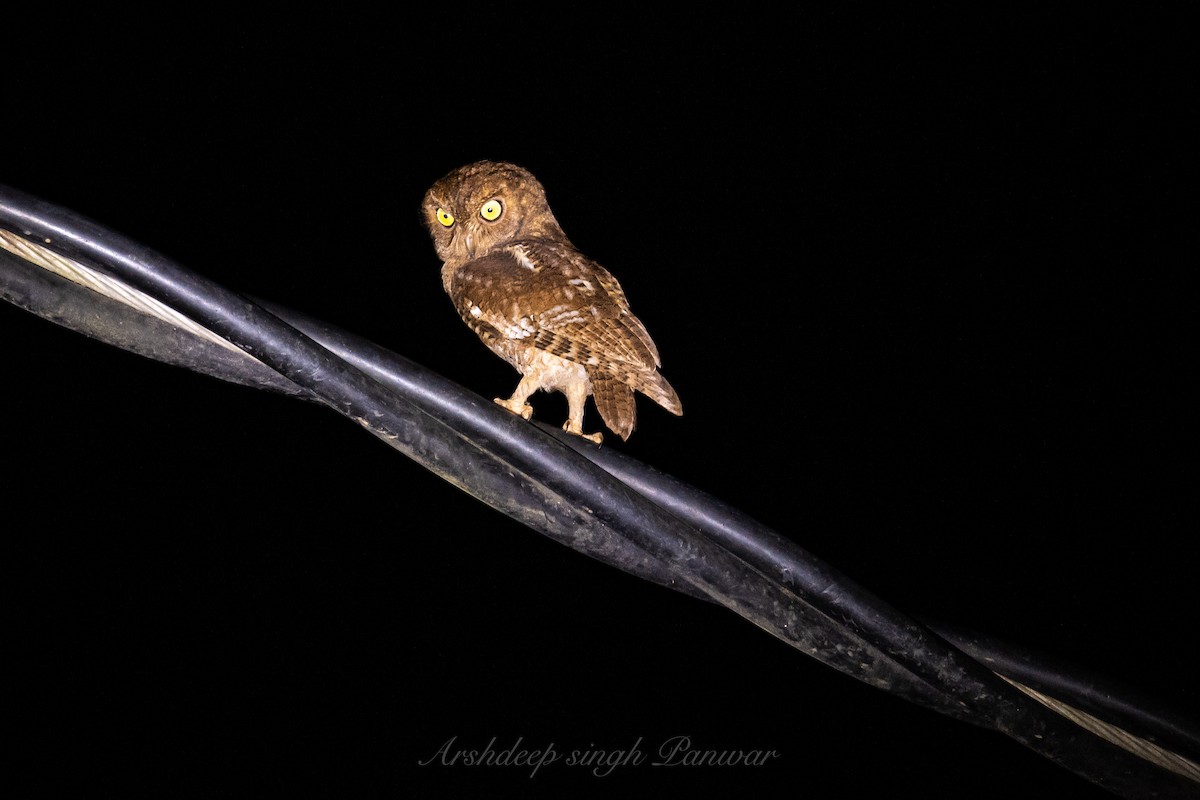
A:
[{"left": 422, "top": 160, "right": 682, "bottom": 444}]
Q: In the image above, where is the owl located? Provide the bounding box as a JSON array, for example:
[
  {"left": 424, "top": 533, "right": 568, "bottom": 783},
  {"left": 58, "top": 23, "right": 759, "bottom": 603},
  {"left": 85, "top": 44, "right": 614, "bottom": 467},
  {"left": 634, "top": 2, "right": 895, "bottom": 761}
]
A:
[{"left": 422, "top": 160, "right": 682, "bottom": 444}]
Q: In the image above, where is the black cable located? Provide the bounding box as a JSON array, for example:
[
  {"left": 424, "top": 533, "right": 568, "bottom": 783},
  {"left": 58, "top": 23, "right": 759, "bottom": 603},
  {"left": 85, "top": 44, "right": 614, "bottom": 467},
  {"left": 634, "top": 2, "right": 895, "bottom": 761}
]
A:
[
  {"left": 10, "top": 241, "right": 1195, "bottom": 769},
  {"left": 3, "top": 184, "right": 1197, "bottom": 797},
  {"left": 11, "top": 239, "right": 1196, "bottom": 770}
]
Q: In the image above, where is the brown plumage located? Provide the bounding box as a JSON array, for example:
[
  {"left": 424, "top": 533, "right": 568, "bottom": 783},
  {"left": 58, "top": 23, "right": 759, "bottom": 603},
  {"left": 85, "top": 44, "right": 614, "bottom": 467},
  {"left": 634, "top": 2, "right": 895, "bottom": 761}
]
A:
[{"left": 421, "top": 160, "right": 682, "bottom": 443}]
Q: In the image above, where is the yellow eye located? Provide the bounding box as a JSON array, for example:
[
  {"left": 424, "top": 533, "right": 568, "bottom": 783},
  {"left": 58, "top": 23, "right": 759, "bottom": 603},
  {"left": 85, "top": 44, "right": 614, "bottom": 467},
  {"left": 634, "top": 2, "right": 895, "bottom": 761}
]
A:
[
  {"left": 480, "top": 199, "right": 503, "bottom": 221},
  {"left": 436, "top": 208, "right": 455, "bottom": 227}
]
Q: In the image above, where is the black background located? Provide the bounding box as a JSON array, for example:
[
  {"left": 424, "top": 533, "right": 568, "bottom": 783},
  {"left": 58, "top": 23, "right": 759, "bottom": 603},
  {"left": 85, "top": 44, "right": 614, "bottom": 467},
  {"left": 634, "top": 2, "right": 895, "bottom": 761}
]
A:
[{"left": 4, "top": 8, "right": 1193, "bottom": 798}]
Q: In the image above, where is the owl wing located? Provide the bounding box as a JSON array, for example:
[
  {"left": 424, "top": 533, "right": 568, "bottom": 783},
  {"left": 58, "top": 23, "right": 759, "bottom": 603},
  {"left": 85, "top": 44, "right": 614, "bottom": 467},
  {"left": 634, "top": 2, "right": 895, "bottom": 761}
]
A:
[{"left": 446, "top": 241, "right": 660, "bottom": 374}]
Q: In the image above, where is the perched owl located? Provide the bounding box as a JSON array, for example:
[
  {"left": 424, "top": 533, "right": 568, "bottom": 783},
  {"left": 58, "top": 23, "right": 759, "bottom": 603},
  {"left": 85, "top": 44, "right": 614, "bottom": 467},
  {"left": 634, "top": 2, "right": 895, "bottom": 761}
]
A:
[{"left": 422, "top": 160, "right": 682, "bottom": 443}]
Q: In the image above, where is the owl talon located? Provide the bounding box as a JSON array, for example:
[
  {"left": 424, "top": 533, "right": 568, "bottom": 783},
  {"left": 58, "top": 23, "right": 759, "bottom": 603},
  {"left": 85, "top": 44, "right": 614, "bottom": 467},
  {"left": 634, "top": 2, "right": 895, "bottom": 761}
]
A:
[
  {"left": 563, "top": 420, "right": 603, "bottom": 445},
  {"left": 494, "top": 397, "right": 534, "bottom": 420}
]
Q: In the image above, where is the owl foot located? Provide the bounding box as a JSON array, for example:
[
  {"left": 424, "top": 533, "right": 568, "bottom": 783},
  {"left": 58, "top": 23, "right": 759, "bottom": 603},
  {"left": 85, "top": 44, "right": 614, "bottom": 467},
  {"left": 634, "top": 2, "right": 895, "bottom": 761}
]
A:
[
  {"left": 563, "top": 420, "right": 603, "bottom": 445},
  {"left": 494, "top": 396, "right": 534, "bottom": 420}
]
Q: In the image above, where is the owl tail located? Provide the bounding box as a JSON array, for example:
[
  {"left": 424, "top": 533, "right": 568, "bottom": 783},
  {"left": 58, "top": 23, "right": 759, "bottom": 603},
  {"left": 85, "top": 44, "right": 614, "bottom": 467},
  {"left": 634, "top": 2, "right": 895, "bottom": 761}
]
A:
[
  {"left": 635, "top": 370, "right": 683, "bottom": 417},
  {"left": 592, "top": 370, "right": 683, "bottom": 441},
  {"left": 591, "top": 376, "right": 637, "bottom": 441}
]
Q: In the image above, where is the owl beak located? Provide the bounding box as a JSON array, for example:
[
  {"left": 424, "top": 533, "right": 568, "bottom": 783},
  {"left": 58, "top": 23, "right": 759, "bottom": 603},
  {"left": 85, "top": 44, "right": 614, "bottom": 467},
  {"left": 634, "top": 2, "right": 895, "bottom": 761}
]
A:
[{"left": 463, "top": 231, "right": 476, "bottom": 258}]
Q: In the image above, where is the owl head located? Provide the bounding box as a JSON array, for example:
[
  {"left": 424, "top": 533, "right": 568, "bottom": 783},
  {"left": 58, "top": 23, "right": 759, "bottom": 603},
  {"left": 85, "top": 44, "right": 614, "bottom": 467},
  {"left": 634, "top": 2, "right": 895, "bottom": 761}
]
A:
[{"left": 422, "top": 160, "right": 567, "bottom": 263}]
